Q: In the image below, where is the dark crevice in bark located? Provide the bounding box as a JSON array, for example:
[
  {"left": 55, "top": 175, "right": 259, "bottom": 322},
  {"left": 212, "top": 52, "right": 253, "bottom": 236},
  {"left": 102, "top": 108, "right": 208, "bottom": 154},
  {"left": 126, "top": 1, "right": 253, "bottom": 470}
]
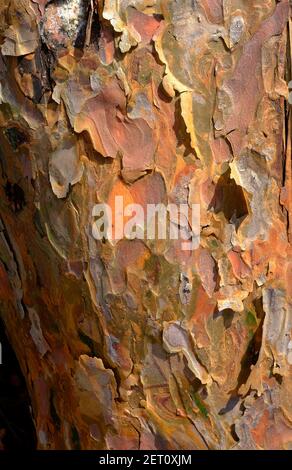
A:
[
  {"left": 173, "top": 97, "right": 197, "bottom": 158},
  {"left": 219, "top": 298, "right": 265, "bottom": 416},
  {"left": 209, "top": 169, "right": 249, "bottom": 225},
  {"left": 230, "top": 424, "right": 240, "bottom": 443},
  {"left": 213, "top": 308, "right": 235, "bottom": 329},
  {"left": 4, "top": 181, "right": 26, "bottom": 213},
  {"left": 236, "top": 318, "right": 263, "bottom": 392},
  {"left": 3, "top": 127, "right": 27, "bottom": 151}
]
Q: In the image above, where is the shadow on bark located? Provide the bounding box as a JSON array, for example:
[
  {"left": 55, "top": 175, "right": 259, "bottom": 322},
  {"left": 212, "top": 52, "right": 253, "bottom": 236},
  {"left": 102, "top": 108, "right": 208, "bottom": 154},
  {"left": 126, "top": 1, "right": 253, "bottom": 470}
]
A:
[{"left": 0, "top": 317, "right": 36, "bottom": 450}]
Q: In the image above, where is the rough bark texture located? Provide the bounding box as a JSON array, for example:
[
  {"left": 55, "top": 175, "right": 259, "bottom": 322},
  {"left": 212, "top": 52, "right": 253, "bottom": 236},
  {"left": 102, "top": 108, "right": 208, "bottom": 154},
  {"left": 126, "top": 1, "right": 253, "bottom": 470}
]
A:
[{"left": 0, "top": 0, "right": 292, "bottom": 450}]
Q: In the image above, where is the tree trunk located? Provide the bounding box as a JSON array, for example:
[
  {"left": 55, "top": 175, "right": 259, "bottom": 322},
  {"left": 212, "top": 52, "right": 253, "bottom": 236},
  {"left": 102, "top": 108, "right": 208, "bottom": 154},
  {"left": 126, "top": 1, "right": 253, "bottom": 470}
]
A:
[{"left": 0, "top": 0, "right": 291, "bottom": 450}]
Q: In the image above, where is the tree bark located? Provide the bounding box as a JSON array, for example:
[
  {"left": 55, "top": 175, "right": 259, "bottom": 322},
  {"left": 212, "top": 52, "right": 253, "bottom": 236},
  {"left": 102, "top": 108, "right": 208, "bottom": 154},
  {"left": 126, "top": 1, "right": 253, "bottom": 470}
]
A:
[{"left": 0, "top": 0, "right": 291, "bottom": 450}]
